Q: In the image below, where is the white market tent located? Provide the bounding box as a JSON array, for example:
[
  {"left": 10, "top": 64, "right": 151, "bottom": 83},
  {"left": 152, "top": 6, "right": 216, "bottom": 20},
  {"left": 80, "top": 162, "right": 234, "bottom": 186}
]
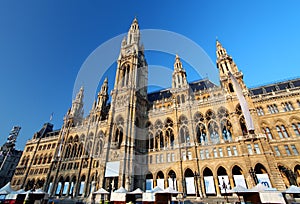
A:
[
  {"left": 0, "top": 182, "right": 13, "bottom": 195},
  {"left": 93, "top": 188, "right": 109, "bottom": 194},
  {"left": 110, "top": 187, "right": 127, "bottom": 201},
  {"left": 282, "top": 185, "right": 300, "bottom": 194},
  {"left": 127, "top": 188, "right": 143, "bottom": 194}
]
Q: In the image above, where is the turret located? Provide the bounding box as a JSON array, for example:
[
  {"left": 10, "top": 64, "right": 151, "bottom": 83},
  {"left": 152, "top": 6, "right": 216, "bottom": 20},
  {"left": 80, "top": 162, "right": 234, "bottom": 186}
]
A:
[
  {"left": 96, "top": 77, "right": 109, "bottom": 110},
  {"left": 172, "top": 54, "right": 188, "bottom": 89},
  {"left": 66, "top": 86, "right": 84, "bottom": 126},
  {"left": 216, "top": 40, "right": 247, "bottom": 92}
]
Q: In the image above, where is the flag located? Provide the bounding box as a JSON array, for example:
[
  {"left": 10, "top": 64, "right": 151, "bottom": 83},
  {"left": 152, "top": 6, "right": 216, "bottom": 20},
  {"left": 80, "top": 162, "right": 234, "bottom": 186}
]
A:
[
  {"left": 50, "top": 112, "right": 54, "bottom": 122},
  {"left": 229, "top": 72, "right": 255, "bottom": 131}
]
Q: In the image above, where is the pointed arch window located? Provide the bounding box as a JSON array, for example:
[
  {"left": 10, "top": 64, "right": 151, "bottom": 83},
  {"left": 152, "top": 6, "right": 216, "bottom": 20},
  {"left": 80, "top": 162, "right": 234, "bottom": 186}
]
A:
[
  {"left": 292, "top": 123, "right": 300, "bottom": 136},
  {"left": 276, "top": 125, "right": 289, "bottom": 138},
  {"left": 196, "top": 123, "right": 207, "bottom": 145},
  {"left": 208, "top": 121, "right": 220, "bottom": 144},
  {"left": 180, "top": 126, "right": 190, "bottom": 145},
  {"left": 262, "top": 127, "right": 273, "bottom": 140},
  {"left": 221, "top": 120, "right": 232, "bottom": 142}
]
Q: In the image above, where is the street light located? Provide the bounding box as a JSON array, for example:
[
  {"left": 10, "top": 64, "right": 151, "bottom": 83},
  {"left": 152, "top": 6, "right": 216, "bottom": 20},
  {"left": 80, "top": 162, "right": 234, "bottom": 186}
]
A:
[
  {"left": 194, "top": 171, "right": 200, "bottom": 199},
  {"left": 222, "top": 177, "right": 229, "bottom": 203}
]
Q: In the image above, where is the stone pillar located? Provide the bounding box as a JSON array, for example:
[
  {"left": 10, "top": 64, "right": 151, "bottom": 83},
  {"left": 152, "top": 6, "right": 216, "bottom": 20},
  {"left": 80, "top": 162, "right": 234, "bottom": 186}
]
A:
[{"left": 214, "top": 176, "right": 221, "bottom": 196}]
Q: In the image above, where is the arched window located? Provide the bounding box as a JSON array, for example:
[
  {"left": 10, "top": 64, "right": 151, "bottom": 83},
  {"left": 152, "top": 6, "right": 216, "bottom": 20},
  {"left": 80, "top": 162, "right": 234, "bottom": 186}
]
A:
[
  {"left": 165, "top": 118, "right": 174, "bottom": 148},
  {"left": 229, "top": 83, "right": 234, "bottom": 92},
  {"left": 221, "top": 120, "right": 232, "bottom": 141},
  {"left": 262, "top": 127, "right": 273, "bottom": 140},
  {"left": 196, "top": 123, "right": 207, "bottom": 145},
  {"left": 276, "top": 125, "right": 289, "bottom": 138},
  {"left": 180, "top": 126, "right": 190, "bottom": 145},
  {"left": 71, "top": 144, "right": 77, "bottom": 158},
  {"left": 292, "top": 123, "right": 300, "bottom": 136},
  {"left": 208, "top": 121, "right": 220, "bottom": 144},
  {"left": 77, "top": 143, "right": 83, "bottom": 157},
  {"left": 48, "top": 154, "right": 52, "bottom": 163}
]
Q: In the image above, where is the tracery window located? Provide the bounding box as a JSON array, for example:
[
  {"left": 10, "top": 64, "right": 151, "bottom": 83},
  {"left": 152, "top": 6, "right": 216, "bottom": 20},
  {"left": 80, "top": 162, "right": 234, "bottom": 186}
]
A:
[
  {"left": 292, "top": 123, "right": 300, "bottom": 136},
  {"left": 276, "top": 125, "right": 289, "bottom": 138},
  {"left": 262, "top": 127, "right": 273, "bottom": 139}
]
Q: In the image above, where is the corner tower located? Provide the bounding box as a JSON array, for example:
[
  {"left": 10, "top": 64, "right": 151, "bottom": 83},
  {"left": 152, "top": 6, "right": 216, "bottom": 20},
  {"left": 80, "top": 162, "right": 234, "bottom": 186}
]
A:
[{"left": 216, "top": 40, "right": 247, "bottom": 93}]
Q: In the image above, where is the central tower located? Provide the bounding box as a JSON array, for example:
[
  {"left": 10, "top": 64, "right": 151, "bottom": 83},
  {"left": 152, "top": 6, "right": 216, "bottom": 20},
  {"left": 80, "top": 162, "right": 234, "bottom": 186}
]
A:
[{"left": 104, "top": 18, "right": 148, "bottom": 191}]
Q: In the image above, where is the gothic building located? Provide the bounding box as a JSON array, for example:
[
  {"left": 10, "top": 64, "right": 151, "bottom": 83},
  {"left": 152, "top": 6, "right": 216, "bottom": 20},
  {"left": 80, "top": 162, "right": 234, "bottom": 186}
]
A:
[{"left": 11, "top": 18, "right": 300, "bottom": 200}]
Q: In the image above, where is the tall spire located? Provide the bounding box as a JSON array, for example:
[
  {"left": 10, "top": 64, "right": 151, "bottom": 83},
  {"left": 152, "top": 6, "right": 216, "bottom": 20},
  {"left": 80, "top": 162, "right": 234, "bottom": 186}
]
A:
[
  {"left": 172, "top": 54, "right": 188, "bottom": 89},
  {"left": 216, "top": 40, "right": 239, "bottom": 76},
  {"left": 96, "top": 78, "right": 109, "bottom": 109},
  {"left": 69, "top": 86, "right": 84, "bottom": 120},
  {"left": 127, "top": 17, "right": 140, "bottom": 45},
  {"left": 216, "top": 40, "right": 228, "bottom": 59},
  {"left": 174, "top": 54, "right": 184, "bottom": 71}
]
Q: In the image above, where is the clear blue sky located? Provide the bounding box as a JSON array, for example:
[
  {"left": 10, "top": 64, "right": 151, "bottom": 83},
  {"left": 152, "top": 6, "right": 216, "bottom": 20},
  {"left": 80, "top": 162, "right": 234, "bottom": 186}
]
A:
[{"left": 0, "top": 1, "right": 299, "bottom": 150}]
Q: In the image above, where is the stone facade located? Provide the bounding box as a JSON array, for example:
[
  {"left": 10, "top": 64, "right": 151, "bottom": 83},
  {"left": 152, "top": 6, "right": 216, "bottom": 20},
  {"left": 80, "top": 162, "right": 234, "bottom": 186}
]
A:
[{"left": 11, "top": 18, "right": 300, "bottom": 199}]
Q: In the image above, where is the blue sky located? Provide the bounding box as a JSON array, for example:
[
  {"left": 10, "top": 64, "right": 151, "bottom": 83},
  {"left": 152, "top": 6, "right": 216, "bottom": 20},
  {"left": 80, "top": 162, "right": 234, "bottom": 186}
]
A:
[{"left": 0, "top": 1, "right": 299, "bottom": 150}]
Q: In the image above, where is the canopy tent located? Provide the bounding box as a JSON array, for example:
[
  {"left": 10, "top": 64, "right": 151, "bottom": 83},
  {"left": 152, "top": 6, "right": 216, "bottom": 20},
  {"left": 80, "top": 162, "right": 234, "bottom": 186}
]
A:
[
  {"left": 0, "top": 182, "right": 13, "bottom": 195},
  {"left": 232, "top": 185, "right": 250, "bottom": 193},
  {"left": 114, "top": 186, "right": 128, "bottom": 193},
  {"left": 92, "top": 188, "right": 109, "bottom": 203},
  {"left": 250, "top": 183, "right": 268, "bottom": 192},
  {"left": 93, "top": 188, "right": 109, "bottom": 194},
  {"left": 151, "top": 186, "right": 163, "bottom": 193},
  {"left": 159, "top": 187, "right": 181, "bottom": 194},
  {"left": 111, "top": 187, "right": 127, "bottom": 202},
  {"left": 282, "top": 185, "right": 300, "bottom": 194},
  {"left": 127, "top": 188, "right": 143, "bottom": 194}
]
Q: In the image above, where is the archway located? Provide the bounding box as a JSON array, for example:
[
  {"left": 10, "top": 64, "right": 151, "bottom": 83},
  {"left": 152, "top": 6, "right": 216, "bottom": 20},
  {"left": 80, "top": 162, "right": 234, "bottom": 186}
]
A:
[
  {"left": 62, "top": 176, "right": 70, "bottom": 196},
  {"left": 168, "top": 170, "right": 177, "bottom": 190},
  {"left": 55, "top": 177, "right": 64, "bottom": 196},
  {"left": 203, "top": 167, "right": 216, "bottom": 195},
  {"left": 254, "top": 163, "right": 272, "bottom": 187},
  {"left": 47, "top": 176, "right": 54, "bottom": 194},
  {"left": 145, "top": 172, "right": 153, "bottom": 191},
  {"left": 78, "top": 175, "right": 86, "bottom": 196},
  {"left": 217, "top": 166, "right": 230, "bottom": 194},
  {"left": 278, "top": 165, "right": 297, "bottom": 187},
  {"left": 69, "top": 176, "right": 76, "bottom": 196},
  {"left": 156, "top": 171, "right": 164, "bottom": 189},
  {"left": 184, "top": 168, "right": 195, "bottom": 195},
  {"left": 294, "top": 165, "right": 300, "bottom": 186},
  {"left": 232, "top": 165, "right": 247, "bottom": 188}
]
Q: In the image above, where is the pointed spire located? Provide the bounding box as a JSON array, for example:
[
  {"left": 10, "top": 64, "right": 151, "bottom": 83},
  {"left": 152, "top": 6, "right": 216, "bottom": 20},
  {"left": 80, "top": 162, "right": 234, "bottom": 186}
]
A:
[
  {"left": 216, "top": 39, "right": 228, "bottom": 58},
  {"left": 174, "top": 54, "right": 184, "bottom": 71},
  {"left": 130, "top": 16, "right": 139, "bottom": 31},
  {"left": 75, "top": 86, "right": 84, "bottom": 103}
]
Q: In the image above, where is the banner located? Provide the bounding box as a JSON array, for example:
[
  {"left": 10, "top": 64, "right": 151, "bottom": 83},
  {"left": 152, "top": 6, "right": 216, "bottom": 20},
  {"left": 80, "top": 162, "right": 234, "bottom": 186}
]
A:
[
  {"left": 79, "top": 181, "right": 85, "bottom": 195},
  {"left": 55, "top": 182, "right": 62, "bottom": 195},
  {"left": 62, "top": 182, "right": 69, "bottom": 195},
  {"left": 47, "top": 182, "right": 52, "bottom": 194},
  {"left": 146, "top": 179, "right": 153, "bottom": 191},
  {"left": 105, "top": 161, "right": 120, "bottom": 177},
  {"left": 185, "top": 177, "right": 196, "bottom": 194},
  {"left": 157, "top": 179, "right": 164, "bottom": 189},
  {"left": 168, "top": 178, "right": 177, "bottom": 190},
  {"left": 204, "top": 176, "right": 216, "bottom": 194},
  {"left": 256, "top": 174, "right": 272, "bottom": 188},
  {"left": 218, "top": 176, "right": 231, "bottom": 194},
  {"left": 233, "top": 175, "right": 247, "bottom": 188},
  {"left": 69, "top": 182, "right": 74, "bottom": 195}
]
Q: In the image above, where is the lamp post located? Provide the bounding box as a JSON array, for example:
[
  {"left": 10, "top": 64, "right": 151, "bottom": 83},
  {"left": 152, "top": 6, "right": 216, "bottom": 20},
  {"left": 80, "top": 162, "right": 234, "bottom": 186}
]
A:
[
  {"left": 222, "top": 177, "right": 229, "bottom": 203},
  {"left": 194, "top": 171, "right": 200, "bottom": 199}
]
